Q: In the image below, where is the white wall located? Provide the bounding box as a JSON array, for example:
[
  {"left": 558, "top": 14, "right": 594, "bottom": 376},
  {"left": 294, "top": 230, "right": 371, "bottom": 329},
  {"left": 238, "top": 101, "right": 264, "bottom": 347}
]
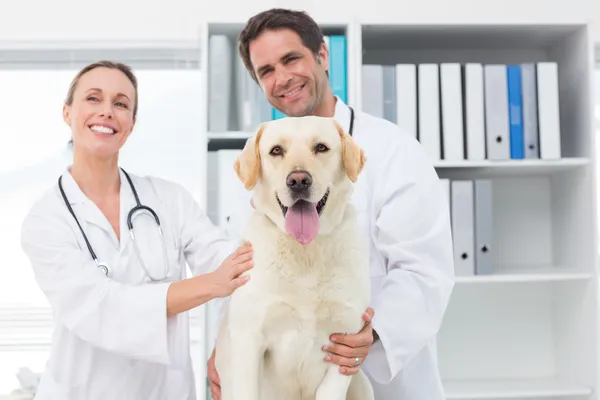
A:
[
  {"left": 594, "top": 0, "right": 600, "bottom": 44},
  {"left": 0, "top": 0, "right": 596, "bottom": 44}
]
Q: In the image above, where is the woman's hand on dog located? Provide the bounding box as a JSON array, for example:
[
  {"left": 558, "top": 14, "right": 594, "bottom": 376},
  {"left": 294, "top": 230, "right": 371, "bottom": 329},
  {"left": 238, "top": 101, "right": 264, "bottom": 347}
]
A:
[
  {"left": 322, "top": 307, "right": 375, "bottom": 375},
  {"left": 208, "top": 244, "right": 253, "bottom": 298}
]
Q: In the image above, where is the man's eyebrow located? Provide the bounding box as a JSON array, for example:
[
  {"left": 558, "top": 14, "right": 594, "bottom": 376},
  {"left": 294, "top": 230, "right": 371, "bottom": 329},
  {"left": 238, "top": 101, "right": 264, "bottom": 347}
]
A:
[
  {"left": 256, "top": 64, "right": 272, "bottom": 76},
  {"left": 281, "top": 51, "right": 302, "bottom": 61},
  {"left": 256, "top": 51, "right": 302, "bottom": 76}
]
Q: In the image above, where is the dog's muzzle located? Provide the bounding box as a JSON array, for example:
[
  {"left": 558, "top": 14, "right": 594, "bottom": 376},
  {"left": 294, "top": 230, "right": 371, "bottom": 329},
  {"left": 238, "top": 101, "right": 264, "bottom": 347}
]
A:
[{"left": 286, "top": 170, "right": 312, "bottom": 199}]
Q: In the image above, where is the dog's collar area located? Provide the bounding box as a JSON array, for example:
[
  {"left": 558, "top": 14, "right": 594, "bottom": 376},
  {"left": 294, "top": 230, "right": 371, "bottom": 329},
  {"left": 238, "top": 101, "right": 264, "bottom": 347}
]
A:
[
  {"left": 276, "top": 194, "right": 289, "bottom": 216},
  {"left": 316, "top": 189, "right": 329, "bottom": 215},
  {"left": 276, "top": 188, "right": 330, "bottom": 217}
]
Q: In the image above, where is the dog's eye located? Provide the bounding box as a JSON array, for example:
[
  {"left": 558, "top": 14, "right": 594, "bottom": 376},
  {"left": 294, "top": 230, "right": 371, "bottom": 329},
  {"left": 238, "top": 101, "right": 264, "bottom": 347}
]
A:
[
  {"left": 315, "top": 143, "right": 329, "bottom": 153},
  {"left": 270, "top": 145, "right": 283, "bottom": 156}
]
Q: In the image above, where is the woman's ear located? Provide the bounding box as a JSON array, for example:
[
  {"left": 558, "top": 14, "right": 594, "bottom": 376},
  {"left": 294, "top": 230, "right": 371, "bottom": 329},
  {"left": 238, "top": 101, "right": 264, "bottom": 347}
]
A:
[
  {"left": 333, "top": 119, "right": 366, "bottom": 182},
  {"left": 62, "top": 104, "right": 71, "bottom": 126},
  {"left": 234, "top": 123, "right": 265, "bottom": 190}
]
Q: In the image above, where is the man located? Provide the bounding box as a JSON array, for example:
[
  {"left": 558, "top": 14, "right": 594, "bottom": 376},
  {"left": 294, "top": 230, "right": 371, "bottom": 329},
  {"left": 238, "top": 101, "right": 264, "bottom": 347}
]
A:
[{"left": 207, "top": 8, "right": 455, "bottom": 400}]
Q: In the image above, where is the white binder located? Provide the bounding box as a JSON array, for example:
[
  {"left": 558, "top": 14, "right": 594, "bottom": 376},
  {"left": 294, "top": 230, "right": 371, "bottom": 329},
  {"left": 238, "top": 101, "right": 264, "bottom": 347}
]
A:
[
  {"left": 418, "top": 63, "right": 441, "bottom": 161},
  {"left": 537, "top": 62, "right": 562, "bottom": 159},
  {"left": 208, "top": 35, "right": 233, "bottom": 132},
  {"left": 520, "top": 63, "right": 540, "bottom": 158},
  {"left": 484, "top": 65, "right": 510, "bottom": 160},
  {"left": 451, "top": 180, "right": 475, "bottom": 276},
  {"left": 382, "top": 66, "right": 396, "bottom": 124},
  {"left": 362, "top": 64, "right": 384, "bottom": 118},
  {"left": 207, "top": 149, "right": 250, "bottom": 231},
  {"left": 381, "top": 65, "right": 396, "bottom": 124},
  {"left": 440, "top": 63, "right": 465, "bottom": 161},
  {"left": 395, "top": 64, "right": 417, "bottom": 138},
  {"left": 463, "top": 63, "right": 486, "bottom": 160},
  {"left": 474, "top": 180, "right": 493, "bottom": 275}
]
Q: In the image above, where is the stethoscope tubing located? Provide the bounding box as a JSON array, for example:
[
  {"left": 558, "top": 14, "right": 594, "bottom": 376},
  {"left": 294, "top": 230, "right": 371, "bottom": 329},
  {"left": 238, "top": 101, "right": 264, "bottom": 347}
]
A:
[{"left": 58, "top": 167, "right": 169, "bottom": 281}]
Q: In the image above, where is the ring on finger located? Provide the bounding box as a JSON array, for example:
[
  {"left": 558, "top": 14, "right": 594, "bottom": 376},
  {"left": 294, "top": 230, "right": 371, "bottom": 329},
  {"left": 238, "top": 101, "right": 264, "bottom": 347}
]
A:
[{"left": 353, "top": 357, "right": 360, "bottom": 367}]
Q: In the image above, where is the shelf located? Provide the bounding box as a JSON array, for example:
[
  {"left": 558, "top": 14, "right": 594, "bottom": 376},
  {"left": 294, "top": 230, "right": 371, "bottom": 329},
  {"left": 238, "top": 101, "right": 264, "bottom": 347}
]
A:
[
  {"left": 434, "top": 158, "right": 589, "bottom": 176},
  {"left": 207, "top": 134, "right": 249, "bottom": 151},
  {"left": 205, "top": 133, "right": 590, "bottom": 175},
  {"left": 207, "top": 21, "right": 349, "bottom": 36},
  {"left": 360, "top": 24, "right": 583, "bottom": 51},
  {"left": 207, "top": 131, "right": 252, "bottom": 140},
  {"left": 456, "top": 266, "right": 593, "bottom": 284},
  {"left": 206, "top": 133, "right": 590, "bottom": 166},
  {"left": 444, "top": 377, "right": 592, "bottom": 399}
]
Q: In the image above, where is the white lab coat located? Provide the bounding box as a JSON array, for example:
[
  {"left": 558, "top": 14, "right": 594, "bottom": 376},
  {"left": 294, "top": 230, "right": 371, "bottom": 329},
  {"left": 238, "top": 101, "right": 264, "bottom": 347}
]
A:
[
  {"left": 226, "top": 97, "right": 456, "bottom": 399},
  {"left": 20, "top": 168, "right": 239, "bottom": 400}
]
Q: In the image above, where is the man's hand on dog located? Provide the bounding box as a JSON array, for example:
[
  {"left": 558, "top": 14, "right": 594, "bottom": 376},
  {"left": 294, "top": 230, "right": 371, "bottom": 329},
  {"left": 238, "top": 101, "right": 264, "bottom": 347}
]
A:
[
  {"left": 208, "top": 349, "right": 221, "bottom": 400},
  {"left": 208, "top": 308, "right": 375, "bottom": 398},
  {"left": 323, "top": 307, "right": 375, "bottom": 375}
]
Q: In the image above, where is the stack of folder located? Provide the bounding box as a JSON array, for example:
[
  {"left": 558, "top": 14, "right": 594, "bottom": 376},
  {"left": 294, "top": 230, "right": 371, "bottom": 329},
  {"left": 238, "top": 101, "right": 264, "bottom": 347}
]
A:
[
  {"left": 208, "top": 33, "right": 348, "bottom": 130},
  {"left": 362, "top": 62, "right": 562, "bottom": 162},
  {"left": 441, "top": 179, "right": 494, "bottom": 277}
]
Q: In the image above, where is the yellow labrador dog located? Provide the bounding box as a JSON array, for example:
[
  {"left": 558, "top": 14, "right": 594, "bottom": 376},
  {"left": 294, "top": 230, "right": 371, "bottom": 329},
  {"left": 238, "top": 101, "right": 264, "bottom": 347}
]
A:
[{"left": 214, "top": 116, "right": 374, "bottom": 400}]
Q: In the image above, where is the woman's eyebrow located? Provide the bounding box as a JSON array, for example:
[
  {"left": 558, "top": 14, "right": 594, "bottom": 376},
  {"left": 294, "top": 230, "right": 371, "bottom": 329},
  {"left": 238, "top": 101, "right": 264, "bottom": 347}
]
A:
[{"left": 85, "top": 88, "right": 130, "bottom": 101}]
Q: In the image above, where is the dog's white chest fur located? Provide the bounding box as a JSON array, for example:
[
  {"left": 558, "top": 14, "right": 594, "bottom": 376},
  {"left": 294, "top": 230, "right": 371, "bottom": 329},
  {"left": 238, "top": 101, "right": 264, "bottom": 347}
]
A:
[{"left": 215, "top": 207, "right": 374, "bottom": 400}]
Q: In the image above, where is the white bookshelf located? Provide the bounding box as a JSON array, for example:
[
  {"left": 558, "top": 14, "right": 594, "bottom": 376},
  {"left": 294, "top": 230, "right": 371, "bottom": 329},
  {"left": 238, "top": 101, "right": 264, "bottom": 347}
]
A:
[{"left": 199, "top": 19, "right": 599, "bottom": 400}]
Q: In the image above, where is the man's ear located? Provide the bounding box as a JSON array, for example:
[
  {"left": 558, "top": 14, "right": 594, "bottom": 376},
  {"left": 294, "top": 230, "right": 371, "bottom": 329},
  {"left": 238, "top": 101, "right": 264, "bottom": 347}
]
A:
[
  {"left": 333, "top": 119, "right": 366, "bottom": 182},
  {"left": 234, "top": 123, "right": 265, "bottom": 190}
]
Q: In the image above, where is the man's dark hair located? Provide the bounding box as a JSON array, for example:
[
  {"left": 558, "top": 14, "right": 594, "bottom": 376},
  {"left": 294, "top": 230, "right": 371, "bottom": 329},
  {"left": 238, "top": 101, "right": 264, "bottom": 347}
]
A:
[{"left": 238, "top": 8, "right": 325, "bottom": 83}]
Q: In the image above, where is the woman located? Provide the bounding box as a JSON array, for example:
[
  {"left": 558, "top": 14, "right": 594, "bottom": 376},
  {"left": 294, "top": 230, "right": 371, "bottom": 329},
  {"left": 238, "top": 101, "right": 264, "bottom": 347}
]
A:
[{"left": 20, "top": 60, "right": 252, "bottom": 399}]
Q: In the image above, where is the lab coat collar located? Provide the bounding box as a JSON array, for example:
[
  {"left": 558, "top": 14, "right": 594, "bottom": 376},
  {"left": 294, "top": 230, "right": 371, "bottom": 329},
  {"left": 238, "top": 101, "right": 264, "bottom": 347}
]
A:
[
  {"left": 58, "top": 167, "right": 133, "bottom": 249},
  {"left": 332, "top": 95, "right": 353, "bottom": 135},
  {"left": 58, "top": 167, "right": 87, "bottom": 206},
  {"left": 59, "top": 167, "right": 130, "bottom": 205}
]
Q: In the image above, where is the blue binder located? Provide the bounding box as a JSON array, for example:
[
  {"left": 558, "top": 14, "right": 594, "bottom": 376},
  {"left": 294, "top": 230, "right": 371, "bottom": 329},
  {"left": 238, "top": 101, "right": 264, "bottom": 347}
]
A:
[{"left": 507, "top": 65, "right": 524, "bottom": 159}]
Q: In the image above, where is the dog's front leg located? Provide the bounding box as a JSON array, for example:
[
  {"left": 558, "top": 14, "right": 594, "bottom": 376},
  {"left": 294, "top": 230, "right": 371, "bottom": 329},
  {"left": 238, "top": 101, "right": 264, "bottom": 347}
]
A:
[
  {"left": 228, "top": 330, "right": 264, "bottom": 400},
  {"left": 315, "top": 365, "right": 352, "bottom": 400},
  {"left": 224, "top": 291, "right": 266, "bottom": 400}
]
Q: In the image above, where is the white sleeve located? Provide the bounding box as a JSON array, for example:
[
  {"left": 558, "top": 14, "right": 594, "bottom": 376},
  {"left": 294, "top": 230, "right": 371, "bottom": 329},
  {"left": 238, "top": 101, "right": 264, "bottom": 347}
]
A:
[
  {"left": 361, "top": 139, "right": 455, "bottom": 384},
  {"left": 161, "top": 180, "right": 240, "bottom": 276},
  {"left": 21, "top": 212, "right": 174, "bottom": 365}
]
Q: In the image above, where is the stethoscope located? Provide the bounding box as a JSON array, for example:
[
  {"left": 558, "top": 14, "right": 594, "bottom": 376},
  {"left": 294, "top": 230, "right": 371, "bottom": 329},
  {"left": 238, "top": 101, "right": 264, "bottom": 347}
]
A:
[
  {"left": 348, "top": 106, "right": 355, "bottom": 136},
  {"left": 58, "top": 168, "right": 170, "bottom": 281}
]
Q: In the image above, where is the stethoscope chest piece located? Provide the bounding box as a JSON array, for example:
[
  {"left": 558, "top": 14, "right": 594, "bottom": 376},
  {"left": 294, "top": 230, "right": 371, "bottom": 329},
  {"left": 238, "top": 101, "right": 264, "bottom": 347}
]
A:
[{"left": 97, "top": 262, "right": 109, "bottom": 276}]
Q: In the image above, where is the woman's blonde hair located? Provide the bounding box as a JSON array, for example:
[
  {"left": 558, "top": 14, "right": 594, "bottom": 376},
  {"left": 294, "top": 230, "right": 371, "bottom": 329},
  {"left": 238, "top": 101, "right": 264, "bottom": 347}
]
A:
[{"left": 64, "top": 60, "right": 139, "bottom": 119}]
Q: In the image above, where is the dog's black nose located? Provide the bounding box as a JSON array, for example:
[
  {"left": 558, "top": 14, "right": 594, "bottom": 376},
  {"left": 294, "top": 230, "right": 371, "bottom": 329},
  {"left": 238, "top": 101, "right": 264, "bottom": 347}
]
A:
[{"left": 286, "top": 170, "right": 312, "bottom": 192}]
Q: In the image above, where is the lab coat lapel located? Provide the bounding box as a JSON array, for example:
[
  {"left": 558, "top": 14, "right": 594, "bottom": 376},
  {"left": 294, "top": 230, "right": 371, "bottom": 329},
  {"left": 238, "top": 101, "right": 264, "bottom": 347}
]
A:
[
  {"left": 333, "top": 95, "right": 352, "bottom": 135},
  {"left": 118, "top": 168, "right": 134, "bottom": 251},
  {"left": 59, "top": 169, "right": 121, "bottom": 249},
  {"left": 332, "top": 96, "right": 367, "bottom": 192}
]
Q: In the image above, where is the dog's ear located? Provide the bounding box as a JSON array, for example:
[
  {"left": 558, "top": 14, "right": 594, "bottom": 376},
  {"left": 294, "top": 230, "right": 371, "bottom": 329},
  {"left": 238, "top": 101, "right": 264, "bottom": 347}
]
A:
[
  {"left": 333, "top": 119, "right": 366, "bottom": 182},
  {"left": 234, "top": 123, "right": 265, "bottom": 190}
]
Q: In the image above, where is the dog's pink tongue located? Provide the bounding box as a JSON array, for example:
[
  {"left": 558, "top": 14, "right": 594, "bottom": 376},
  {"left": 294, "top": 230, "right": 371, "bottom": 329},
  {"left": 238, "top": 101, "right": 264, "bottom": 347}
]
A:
[{"left": 285, "top": 201, "right": 320, "bottom": 245}]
